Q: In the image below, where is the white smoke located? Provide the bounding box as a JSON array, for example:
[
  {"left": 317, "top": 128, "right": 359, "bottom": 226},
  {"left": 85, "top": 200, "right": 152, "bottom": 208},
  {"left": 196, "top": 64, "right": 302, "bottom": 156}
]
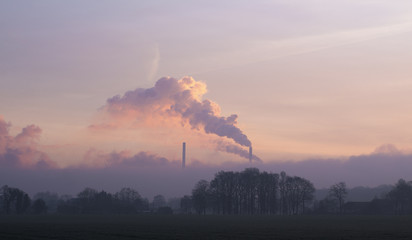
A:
[
  {"left": 94, "top": 76, "right": 257, "bottom": 160},
  {"left": 215, "top": 140, "right": 261, "bottom": 162}
]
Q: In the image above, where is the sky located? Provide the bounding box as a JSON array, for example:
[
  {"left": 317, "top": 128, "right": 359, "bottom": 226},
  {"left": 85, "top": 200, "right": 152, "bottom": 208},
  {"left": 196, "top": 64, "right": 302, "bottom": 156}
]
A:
[{"left": 2, "top": 1, "right": 412, "bottom": 197}]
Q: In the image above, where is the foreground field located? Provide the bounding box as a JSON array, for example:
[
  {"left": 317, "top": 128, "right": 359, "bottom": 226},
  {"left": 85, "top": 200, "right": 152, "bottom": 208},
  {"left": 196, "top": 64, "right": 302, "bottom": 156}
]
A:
[{"left": 1, "top": 215, "right": 412, "bottom": 240}]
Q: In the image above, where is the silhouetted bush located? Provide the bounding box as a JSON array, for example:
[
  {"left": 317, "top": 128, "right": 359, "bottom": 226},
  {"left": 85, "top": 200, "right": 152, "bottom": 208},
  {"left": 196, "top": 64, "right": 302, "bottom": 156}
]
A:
[
  {"left": 0, "top": 185, "right": 31, "bottom": 214},
  {"left": 32, "top": 199, "right": 47, "bottom": 214}
]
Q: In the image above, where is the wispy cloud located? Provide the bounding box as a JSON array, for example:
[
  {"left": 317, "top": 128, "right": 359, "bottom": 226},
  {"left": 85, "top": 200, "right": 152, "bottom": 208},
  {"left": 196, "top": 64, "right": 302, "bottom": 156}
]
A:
[
  {"left": 195, "top": 20, "right": 412, "bottom": 74},
  {"left": 147, "top": 43, "right": 160, "bottom": 82},
  {"left": 264, "top": 20, "right": 412, "bottom": 57}
]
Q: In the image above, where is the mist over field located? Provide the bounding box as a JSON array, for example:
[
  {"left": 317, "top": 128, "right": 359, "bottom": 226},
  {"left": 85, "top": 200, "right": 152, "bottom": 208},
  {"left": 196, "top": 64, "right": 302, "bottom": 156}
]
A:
[{"left": 1, "top": 148, "right": 410, "bottom": 199}]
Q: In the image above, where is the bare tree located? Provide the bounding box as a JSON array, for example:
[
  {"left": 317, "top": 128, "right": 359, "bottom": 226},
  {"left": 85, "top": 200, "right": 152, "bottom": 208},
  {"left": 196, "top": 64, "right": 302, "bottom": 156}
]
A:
[
  {"left": 329, "top": 182, "right": 348, "bottom": 214},
  {"left": 115, "top": 187, "right": 141, "bottom": 203},
  {"left": 206, "top": 169, "right": 311, "bottom": 215},
  {"left": 77, "top": 187, "right": 98, "bottom": 201},
  {"left": 279, "top": 171, "right": 287, "bottom": 215},
  {"left": 240, "top": 168, "right": 260, "bottom": 215},
  {"left": 0, "top": 185, "right": 31, "bottom": 214},
  {"left": 387, "top": 179, "right": 412, "bottom": 214},
  {"left": 299, "top": 177, "right": 315, "bottom": 214},
  {"left": 192, "top": 180, "right": 209, "bottom": 215}
]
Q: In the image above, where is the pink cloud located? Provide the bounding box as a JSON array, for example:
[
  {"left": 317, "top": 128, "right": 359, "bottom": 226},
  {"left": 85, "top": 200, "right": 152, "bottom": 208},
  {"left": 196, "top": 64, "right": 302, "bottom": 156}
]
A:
[
  {"left": 0, "top": 116, "right": 56, "bottom": 169},
  {"left": 81, "top": 148, "right": 177, "bottom": 169}
]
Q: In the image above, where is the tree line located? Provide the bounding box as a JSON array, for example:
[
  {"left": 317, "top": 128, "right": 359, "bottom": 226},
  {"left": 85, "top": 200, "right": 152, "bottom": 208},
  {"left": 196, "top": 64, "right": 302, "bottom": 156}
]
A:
[
  {"left": 2, "top": 168, "right": 412, "bottom": 215},
  {"left": 0, "top": 186, "right": 173, "bottom": 215},
  {"left": 188, "top": 168, "right": 315, "bottom": 215},
  {"left": 187, "top": 169, "right": 412, "bottom": 215}
]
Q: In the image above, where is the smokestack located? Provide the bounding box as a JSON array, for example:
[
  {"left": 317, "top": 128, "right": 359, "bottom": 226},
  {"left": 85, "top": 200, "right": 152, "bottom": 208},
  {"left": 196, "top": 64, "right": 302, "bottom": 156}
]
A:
[
  {"left": 249, "top": 146, "right": 252, "bottom": 163},
  {"left": 182, "top": 142, "right": 186, "bottom": 168}
]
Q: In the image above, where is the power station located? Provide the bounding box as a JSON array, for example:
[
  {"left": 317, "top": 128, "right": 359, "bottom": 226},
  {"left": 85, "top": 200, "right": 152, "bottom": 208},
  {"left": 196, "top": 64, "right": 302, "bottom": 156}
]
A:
[{"left": 182, "top": 142, "right": 186, "bottom": 168}]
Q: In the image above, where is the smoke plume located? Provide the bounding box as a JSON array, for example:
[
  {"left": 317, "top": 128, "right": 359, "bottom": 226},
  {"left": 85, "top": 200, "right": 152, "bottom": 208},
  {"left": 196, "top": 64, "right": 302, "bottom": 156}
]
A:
[
  {"left": 95, "top": 76, "right": 256, "bottom": 160},
  {"left": 215, "top": 140, "right": 261, "bottom": 162}
]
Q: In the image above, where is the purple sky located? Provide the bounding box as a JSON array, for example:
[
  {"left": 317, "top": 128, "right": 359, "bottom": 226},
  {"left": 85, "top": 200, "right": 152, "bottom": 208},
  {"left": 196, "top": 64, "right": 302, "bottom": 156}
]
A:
[{"left": 1, "top": 1, "right": 412, "bottom": 197}]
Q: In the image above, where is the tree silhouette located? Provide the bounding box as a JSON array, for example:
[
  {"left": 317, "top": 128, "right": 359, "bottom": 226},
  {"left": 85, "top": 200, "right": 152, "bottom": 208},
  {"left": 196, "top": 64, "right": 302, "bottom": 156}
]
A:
[
  {"left": 279, "top": 175, "right": 315, "bottom": 215},
  {"left": 0, "top": 185, "right": 31, "bottom": 214},
  {"left": 115, "top": 188, "right": 140, "bottom": 202},
  {"left": 180, "top": 195, "right": 192, "bottom": 214},
  {"left": 191, "top": 169, "right": 313, "bottom": 215},
  {"left": 387, "top": 179, "right": 412, "bottom": 214},
  {"left": 114, "top": 187, "right": 146, "bottom": 213},
  {"left": 32, "top": 199, "right": 47, "bottom": 214},
  {"left": 192, "top": 180, "right": 209, "bottom": 215},
  {"left": 33, "top": 192, "right": 59, "bottom": 213},
  {"left": 329, "top": 182, "right": 348, "bottom": 214},
  {"left": 279, "top": 171, "right": 287, "bottom": 215},
  {"left": 257, "top": 171, "right": 279, "bottom": 214}
]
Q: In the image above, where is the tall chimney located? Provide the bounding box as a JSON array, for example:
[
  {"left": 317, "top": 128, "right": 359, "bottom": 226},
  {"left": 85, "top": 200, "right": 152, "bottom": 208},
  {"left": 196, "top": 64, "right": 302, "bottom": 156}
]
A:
[
  {"left": 249, "top": 146, "right": 252, "bottom": 163},
  {"left": 182, "top": 142, "right": 186, "bottom": 168}
]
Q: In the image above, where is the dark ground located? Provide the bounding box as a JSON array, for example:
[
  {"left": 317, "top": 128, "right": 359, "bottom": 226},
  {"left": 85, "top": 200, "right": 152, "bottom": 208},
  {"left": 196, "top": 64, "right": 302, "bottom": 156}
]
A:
[{"left": 1, "top": 215, "right": 412, "bottom": 240}]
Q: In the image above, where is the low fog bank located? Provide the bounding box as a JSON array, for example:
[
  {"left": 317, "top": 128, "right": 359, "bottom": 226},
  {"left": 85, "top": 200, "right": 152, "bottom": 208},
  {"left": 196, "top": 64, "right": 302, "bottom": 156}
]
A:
[
  {"left": 263, "top": 153, "right": 412, "bottom": 189},
  {"left": 1, "top": 151, "right": 412, "bottom": 199},
  {"left": 315, "top": 185, "right": 393, "bottom": 202},
  {"left": 0, "top": 166, "right": 214, "bottom": 199}
]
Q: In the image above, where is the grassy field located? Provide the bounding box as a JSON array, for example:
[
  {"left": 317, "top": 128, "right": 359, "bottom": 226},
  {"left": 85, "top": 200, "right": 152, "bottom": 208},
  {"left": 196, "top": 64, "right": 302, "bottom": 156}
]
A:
[{"left": 1, "top": 215, "right": 412, "bottom": 240}]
